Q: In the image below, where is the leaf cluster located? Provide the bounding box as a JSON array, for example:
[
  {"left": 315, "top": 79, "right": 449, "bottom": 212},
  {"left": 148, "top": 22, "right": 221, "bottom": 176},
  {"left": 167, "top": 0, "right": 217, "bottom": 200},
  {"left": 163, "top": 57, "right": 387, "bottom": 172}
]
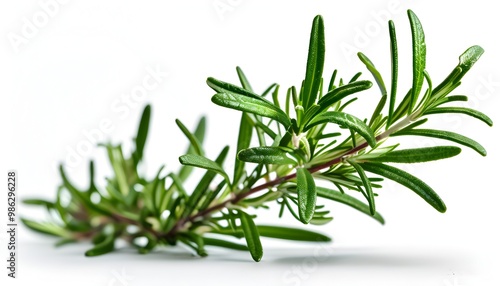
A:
[{"left": 23, "top": 10, "right": 491, "bottom": 261}]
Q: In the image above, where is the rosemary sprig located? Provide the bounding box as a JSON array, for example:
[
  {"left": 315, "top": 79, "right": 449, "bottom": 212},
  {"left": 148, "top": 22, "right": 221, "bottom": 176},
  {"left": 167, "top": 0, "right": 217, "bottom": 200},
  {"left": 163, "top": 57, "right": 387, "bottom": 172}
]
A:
[{"left": 23, "top": 10, "right": 491, "bottom": 262}]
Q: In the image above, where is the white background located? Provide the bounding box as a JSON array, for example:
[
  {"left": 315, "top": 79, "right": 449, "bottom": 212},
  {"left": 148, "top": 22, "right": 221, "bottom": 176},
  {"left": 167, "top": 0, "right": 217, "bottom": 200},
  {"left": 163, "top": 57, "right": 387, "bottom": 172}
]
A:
[{"left": 1, "top": 0, "right": 499, "bottom": 285}]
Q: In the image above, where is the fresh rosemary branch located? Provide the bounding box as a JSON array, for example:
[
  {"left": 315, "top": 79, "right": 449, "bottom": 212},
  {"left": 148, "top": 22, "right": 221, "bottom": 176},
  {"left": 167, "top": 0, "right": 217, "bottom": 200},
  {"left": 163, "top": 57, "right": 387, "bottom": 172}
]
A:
[{"left": 23, "top": 10, "right": 492, "bottom": 262}]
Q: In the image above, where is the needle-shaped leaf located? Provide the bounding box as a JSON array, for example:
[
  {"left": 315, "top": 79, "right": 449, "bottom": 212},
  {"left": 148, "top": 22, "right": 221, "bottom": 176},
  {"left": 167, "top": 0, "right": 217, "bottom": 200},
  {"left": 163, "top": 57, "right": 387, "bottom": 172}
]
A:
[
  {"left": 296, "top": 168, "right": 317, "bottom": 224},
  {"left": 85, "top": 232, "right": 116, "bottom": 257},
  {"left": 388, "top": 20, "right": 398, "bottom": 126},
  {"left": 203, "top": 237, "right": 248, "bottom": 251},
  {"left": 357, "top": 52, "right": 388, "bottom": 126},
  {"left": 239, "top": 210, "right": 263, "bottom": 262},
  {"left": 360, "top": 162, "right": 446, "bottom": 213},
  {"left": 179, "top": 154, "right": 230, "bottom": 185},
  {"left": 393, "top": 128, "right": 486, "bottom": 156},
  {"left": 234, "top": 113, "right": 253, "bottom": 184},
  {"left": 183, "top": 232, "right": 208, "bottom": 257},
  {"left": 182, "top": 146, "right": 230, "bottom": 217},
  {"left": 21, "top": 218, "right": 71, "bottom": 237},
  {"left": 212, "top": 92, "right": 291, "bottom": 128},
  {"left": 369, "top": 146, "right": 461, "bottom": 163},
  {"left": 207, "top": 77, "right": 262, "bottom": 100},
  {"left": 305, "top": 112, "right": 376, "bottom": 147},
  {"left": 256, "top": 225, "right": 331, "bottom": 242},
  {"left": 432, "top": 46, "right": 484, "bottom": 97},
  {"left": 236, "top": 66, "right": 253, "bottom": 91},
  {"left": 176, "top": 119, "right": 204, "bottom": 156},
  {"left": 317, "top": 81, "right": 372, "bottom": 113},
  {"left": 133, "top": 233, "right": 157, "bottom": 254},
  {"left": 392, "top": 88, "right": 412, "bottom": 122},
  {"left": 348, "top": 160, "right": 375, "bottom": 215},
  {"left": 302, "top": 15, "right": 325, "bottom": 110},
  {"left": 132, "top": 105, "right": 151, "bottom": 165},
  {"left": 210, "top": 225, "right": 331, "bottom": 242},
  {"left": 238, "top": 147, "right": 296, "bottom": 165},
  {"left": 59, "top": 165, "right": 112, "bottom": 216},
  {"left": 316, "top": 187, "right": 384, "bottom": 224},
  {"left": 178, "top": 116, "right": 206, "bottom": 182},
  {"left": 424, "top": 107, "right": 493, "bottom": 126},
  {"left": 408, "top": 10, "right": 426, "bottom": 113},
  {"left": 233, "top": 57, "right": 256, "bottom": 185},
  {"left": 22, "top": 199, "right": 54, "bottom": 209},
  {"left": 434, "top": 95, "right": 468, "bottom": 106},
  {"left": 358, "top": 52, "right": 387, "bottom": 96}
]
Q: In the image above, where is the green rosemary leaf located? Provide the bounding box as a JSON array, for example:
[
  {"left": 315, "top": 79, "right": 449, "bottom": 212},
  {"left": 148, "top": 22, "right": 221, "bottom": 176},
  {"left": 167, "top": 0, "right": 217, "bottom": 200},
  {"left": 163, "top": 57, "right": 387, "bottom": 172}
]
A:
[
  {"left": 132, "top": 104, "right": 151, "bottom": 165},
  {"left": 432, "top": 46, "right": 484, "bottom": 97},
  {"left": 349, "top": 72, "right": 362, "bottom": 83},
  {"left": 369, "top": 146, "right": 461, "bottom": 163},
  {"left": 183, "top": 146, "right": 230, "bottom": 217},
  {"left": 212, "top": 92, "right": 291, "bottom": 128},
  {"left": 317, "top": 81, "right": 372, "bottom": 113},
  {"left": 179, "top": 154, "right": 230, "bottom": 185},
  {"left": 302, "top": 15, "right": 325, "bottom": 110},
  {"left": 59, "top": 165, "right": 113, "bottom": 216},
  {"left": 434, "top": 95, "right": 468, "bottom": 106},
  {"left": 348, "top": 159, "right": 375, "bottom": 215},
  {"left": 22, "top": 199, "right": 54, "bottom": 209},
  {"left": 393, "top": 128, "right": 486, "bottom": 156},
  {"left": 178, "top": 116, "right": 206, "bottom": 183},
  {"left": 360, "top": 162, "right": 446, "bottom": 213},
  {"left": 242, "top": 191, "right": 281, "bottom": 207},
  {"left": 85, "top": 232, "right": 116, "bottom": 257},
  {"left": 239, "top": 210, "right": 263, "bottom": 262},
  {"left": 328, "top": 69, "right": 337, "bottom": 92},
  {"left": 20, "top": 218, "right": 70, "bottom": 238},
  {"left": 357, "top": 52, "right": 387, "bottom": 97},
  {"left": 88, "top": 160, "right": 97, "bottom": 193},
  {"left": 316, "top": 187, "right": 384, "bottom": 224},
  {"left": 370, "top": 95, "right": 387, "bottom": 127},
  {"left": 105, "top": 145, "right": 130, "bottom": 197},
  {"left": 203, "top": 237, "right": 249, "bottom": 251},
  {"left": 262, "top": 83, "right": 278, "bottom": 97},
  {"left": 302, "top": 104, "right": 321, "bottom": 129},
  {"left": 408, "top": 10, "right": 426, "bottom": 113},
  {"left": 234, "top": 113, "right": 253, "bottom": 184},
  {"left": 207, "top": 77, "right": 263, "bottom": 100},
  {"left": 305, "top": 112, "right": 376, "bottom": 147},
  {"left": 167, "top": 173, "right": 188, "bottom": 197},
  {"left": 238, "top": 146, "right": 296, "bottom": 165},
  {"left": 175, "top": 119, "right": 204, "bottom": 156},
  {"left": 388, "top": 20, "right": 398, "bottom": 126},
  {"left": 356, "top": 51, "right": 389, "bottom": 126},
  {"left": 255, "top": 120, "right": 277, "bottom": 139},
  {"left": 211, "top": 225, "right": 331, "bottom": 242},
  {"left": 133, "top": 233, "right": 157, "bottom": 254},
  {"left": 236, "top": 66, "right": 253, "bottom": 92},
  {"left": 392, "top": 88, "right": 412, "bottom": 122},
  {"left": 296, "top": 168, "right": 317, "bottom": 224},
  {"left": 396, "top": 118, "right": 427, "bottom": 133},
  {"left": 257, "top": 225, "right": 331, "bottom": 241},
  {"left": 183, "top": 232, "right": 208, "bottom": 257},
  {"left": 423, "top": 107, "right": 493, "bottom": 126}
]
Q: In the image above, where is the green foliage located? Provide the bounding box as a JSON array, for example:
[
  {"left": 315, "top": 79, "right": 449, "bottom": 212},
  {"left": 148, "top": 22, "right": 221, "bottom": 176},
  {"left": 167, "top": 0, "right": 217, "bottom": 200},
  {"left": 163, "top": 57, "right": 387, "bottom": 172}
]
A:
[{"left": 23, "top": 10, "right": 491, "bottom": 261}]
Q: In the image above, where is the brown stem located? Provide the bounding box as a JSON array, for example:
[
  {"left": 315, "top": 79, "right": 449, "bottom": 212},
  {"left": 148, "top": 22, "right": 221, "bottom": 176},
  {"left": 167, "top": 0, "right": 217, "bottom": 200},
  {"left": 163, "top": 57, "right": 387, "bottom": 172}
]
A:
[{"left": 164, "top": 116, "right": 412, "bottom": 238}]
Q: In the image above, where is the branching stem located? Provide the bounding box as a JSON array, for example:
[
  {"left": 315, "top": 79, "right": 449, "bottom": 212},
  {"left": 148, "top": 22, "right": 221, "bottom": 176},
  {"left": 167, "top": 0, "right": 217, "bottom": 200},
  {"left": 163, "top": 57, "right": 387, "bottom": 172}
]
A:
[{"left": 165, "top": 115, "right": 414, "bottom": 238}]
